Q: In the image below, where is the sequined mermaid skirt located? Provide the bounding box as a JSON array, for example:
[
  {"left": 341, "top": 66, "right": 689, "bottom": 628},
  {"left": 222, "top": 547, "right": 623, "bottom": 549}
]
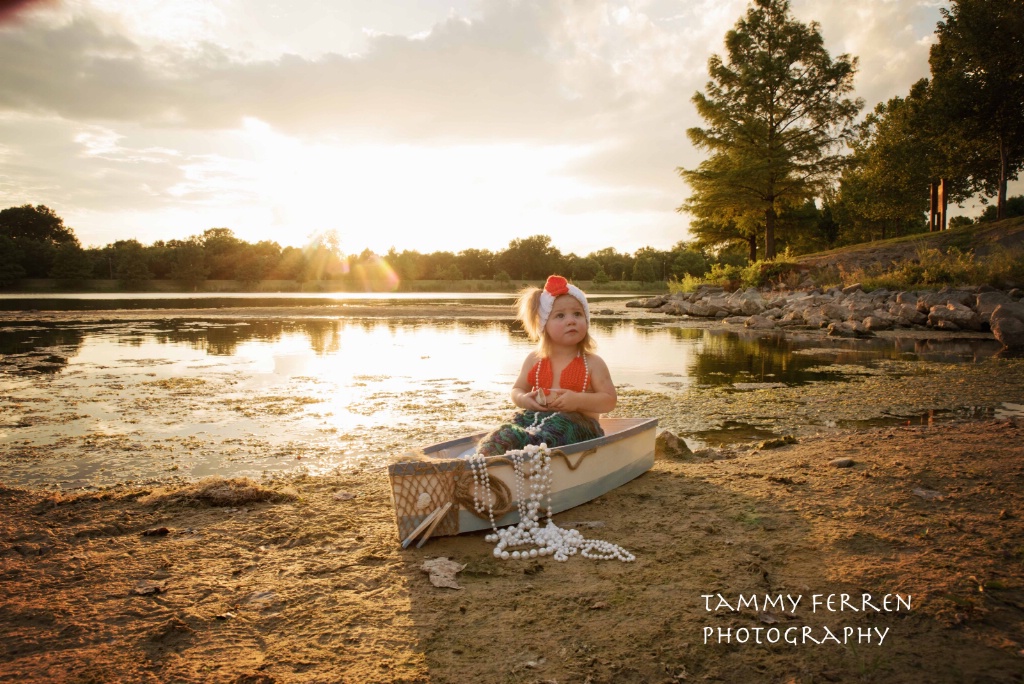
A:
[{"left": 475, "top": 411, "right": 604, "bottom": 457}]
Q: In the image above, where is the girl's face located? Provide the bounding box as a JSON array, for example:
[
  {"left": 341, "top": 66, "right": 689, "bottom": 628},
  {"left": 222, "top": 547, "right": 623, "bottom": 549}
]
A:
[{"left": 545, "top": 294, "right": 587, "bottom": 348}]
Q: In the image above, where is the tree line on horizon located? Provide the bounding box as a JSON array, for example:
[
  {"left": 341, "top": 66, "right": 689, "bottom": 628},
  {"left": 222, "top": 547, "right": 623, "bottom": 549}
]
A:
[
  {"left": 680, "top": 0, "right": 1023, "bottom": 262},
  {"left": 2, "top": 197, "right": 1021, "bottom": 291},
  {"left": 0, "top": 204, "right": 722, "bottom": 289}
]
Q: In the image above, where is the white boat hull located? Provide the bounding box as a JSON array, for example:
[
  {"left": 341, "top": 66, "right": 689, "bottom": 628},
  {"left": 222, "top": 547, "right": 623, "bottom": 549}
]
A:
[{"left": 388, "top": 417, "right": 657, "bottom": 540}]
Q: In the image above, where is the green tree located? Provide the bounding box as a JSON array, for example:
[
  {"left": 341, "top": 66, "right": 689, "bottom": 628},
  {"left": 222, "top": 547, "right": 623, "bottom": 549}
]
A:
[
  {"left": 455, "top": 248, "right": 494, "bottom": 280},
  {"left": 929, "top": 0, "right": 1024, "bottom": 220},
  {"left": 667, "top": 242, "right": 709, "bottom": 279},
  {"left": 495, "top": 235, "right": 561, "bottom": 280},
  {"left": 585, "top": 247, "right": 631, "bottom": 284},
  {"left": 0, "top": 237, "right": 26, "bottom": 286},
  {"left": 386, "top": 248, "right": 426, "bottom": 281},
  {"left": 0, "top": 204, "right": 76, "bottom": 244},
  {"left": 569, "top": 256, "right": 600, "bottom": 281},
  {"left": 48, "top": 242, "right": 94, "bottom": 283},
  {"left": 201, "top": 227, "right": 243, "bottom": 279},
  {"left": 633, "top": 247, "right": 668, "bottom": 281},
  {"left": 435, "top": 263, "right": 463, "bottom": 281},
  {"left": 978, "top": 195, "right": 1024, "bottom": 222},
  {"left": 836, "top": 86, "right": 936, "bottom": 242},
  {"left": 679, "top": 0, "right": 862, "bottom": 260},
  {"left": 235, "top": 242, "right": 279, "bottom": 287},
  {"left": 271, "top": 246, "right": 307, "bottom": 282},
  {"left": 169, "top": 238, "right": 209, "bottom": 289},
  {"left": 632, "top": 257, "right": 657, "bottom": 283},
  {"left": 0, "top": 204, "right": 78, "bottom": 277},
  {"left": 110, "top": 239, "right": 152, "bottom": 288}
]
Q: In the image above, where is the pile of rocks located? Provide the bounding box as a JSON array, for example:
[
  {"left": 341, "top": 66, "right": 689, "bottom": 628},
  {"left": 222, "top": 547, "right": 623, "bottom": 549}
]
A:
[{"left": 626, "top": 284, "right": 1024, "bottom": 349}]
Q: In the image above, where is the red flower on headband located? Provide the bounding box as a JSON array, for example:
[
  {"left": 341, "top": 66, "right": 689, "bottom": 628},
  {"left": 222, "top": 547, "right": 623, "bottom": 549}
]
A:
[{"left": 544, "top": 275, "right": 569, "bottom": 296}]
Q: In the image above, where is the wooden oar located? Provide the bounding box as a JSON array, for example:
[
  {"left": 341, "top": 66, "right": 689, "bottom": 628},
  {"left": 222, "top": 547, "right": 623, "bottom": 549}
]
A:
[
  {"left": 415, "top": 502, "right": 453, "bottom": 548},
  {"left": 400, "top": 504, "right": 445, "bottom": 549}
]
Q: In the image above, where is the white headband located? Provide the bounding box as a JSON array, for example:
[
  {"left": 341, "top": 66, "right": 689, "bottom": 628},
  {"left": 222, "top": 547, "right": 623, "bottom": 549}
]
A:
[{"left": 538, "top": 275, "right": 590, "bottom": 331}]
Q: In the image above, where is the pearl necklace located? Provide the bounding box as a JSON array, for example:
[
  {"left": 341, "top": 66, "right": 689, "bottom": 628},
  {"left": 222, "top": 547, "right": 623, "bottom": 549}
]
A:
[{"left": 466, "top": 444, "right": 636, "bottom": 563}]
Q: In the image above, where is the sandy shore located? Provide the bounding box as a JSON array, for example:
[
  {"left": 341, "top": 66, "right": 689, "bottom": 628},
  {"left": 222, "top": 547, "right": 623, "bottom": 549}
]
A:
[{"left": 1, "top": 419, "right": 1023, "bottom": 683}]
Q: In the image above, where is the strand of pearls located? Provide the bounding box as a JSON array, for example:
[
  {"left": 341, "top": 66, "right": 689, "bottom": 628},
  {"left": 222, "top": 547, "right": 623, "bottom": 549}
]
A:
[
  {"left": 468, "top": 444, "right": 635, "bottom": 563},
  {"left": 524, "top": 411, "right": 555, "bottom": 436}
]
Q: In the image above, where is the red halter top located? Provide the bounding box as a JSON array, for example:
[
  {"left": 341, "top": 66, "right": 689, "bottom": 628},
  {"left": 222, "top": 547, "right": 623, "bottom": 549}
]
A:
[{"left": 531, "top": 354, "right": 590, "bottom": 394}]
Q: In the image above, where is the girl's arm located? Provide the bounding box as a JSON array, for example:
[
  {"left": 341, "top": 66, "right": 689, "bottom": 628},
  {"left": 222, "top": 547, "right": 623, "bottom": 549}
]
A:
[
  {"left": 510, "top": 352, "right": 547, "bottom": 411},
  {"left": 545, "top": 353, "right": 616, "bottom": 414}
]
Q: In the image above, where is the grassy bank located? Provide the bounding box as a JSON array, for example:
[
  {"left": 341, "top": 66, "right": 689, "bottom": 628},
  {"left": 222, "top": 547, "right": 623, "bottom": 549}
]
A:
[{"left": 672, "top": 217, "right": 1024, "bottom": 293}]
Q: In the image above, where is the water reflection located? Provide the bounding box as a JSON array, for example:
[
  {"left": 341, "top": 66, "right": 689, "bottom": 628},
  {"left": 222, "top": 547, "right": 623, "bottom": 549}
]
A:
[
  {"left": 0, "top": 316, "right": 1012, "bottom": 489},
  {"left": 0, "top": 318, "right": 1007, "bottom": 386},
  {"left": 0, "top": 325, "right": 85, "bottom": 374}
]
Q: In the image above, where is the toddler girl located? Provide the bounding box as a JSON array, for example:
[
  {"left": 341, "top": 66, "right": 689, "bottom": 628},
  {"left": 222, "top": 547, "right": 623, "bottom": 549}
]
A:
[{"left": 476, "top": 275, "right": 617, "bottom": 456}]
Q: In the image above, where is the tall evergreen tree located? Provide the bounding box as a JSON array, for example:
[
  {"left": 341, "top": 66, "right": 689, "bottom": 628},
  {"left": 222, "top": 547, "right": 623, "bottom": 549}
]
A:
[{"left": 679, "top": 0, "right": 862, "bottom": 260}]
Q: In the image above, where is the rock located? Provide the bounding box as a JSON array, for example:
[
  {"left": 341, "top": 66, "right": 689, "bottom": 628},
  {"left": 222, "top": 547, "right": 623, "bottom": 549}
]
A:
[
  {"left": 724, "top": 316, "right": 748, "bottom": 325},
  {"left": 624, "top": 300, "right": 645, "bottom": 308},
  {"left": 637, "top": 296, "right": 668, "bottom": 308},
  {"left": 141, "top": 527, "right": 171, "bottom": 536},
  {"left": 422, "top": 557, "right": 466, "bottom": 590},
  {"left": 890, "top": 303, "right": 927, "bottom": 326},
  {"left": 776, "top": 311, "right": 804, "bottom": 327},
  {"left": 927, "top": 302, "right": 983, "bottom": 331},
  {"left": 975, "top": 291, "right": 1013, "bottom": 320},
  {"left": 599, "top": 308, "right": 614, "bottom": 315},
  {"left": 656, "top": 430, "right": 692, "bottom": 459},
  {"left": 689, "top": 301, "right": 720, "bottom": 317},
  {"left": 827, "top": 321, "right": 873, "bottom": 338},
  {"left": 844, "top": 303, "right": 877, "bottom": 322},
  {"left": 830, "top": 458, "right": 854, "bottom": 468},
  {"left": 990, "top": 303, "right": 1024, "bottom": 349},
  {"left": 942, "top": 288, "right": 976, "bottom": 308},
  {"left": 862, "top": 315, "right": 893, "bottom": 332},
  {"left": 804, "top": 312, "right": 828, "bottom": 328},
  {"left": 661, "top": 302, "right": 691, "bottom": 316},
  {"left": 896, "top": 291, "right": 918, "bottom": 306},
  {"left": 916, "top": 291, "right": 947, "bottom": 314},
  {"left": 842, "top": 283, "right": 863, "bottom": 294},
  {"left": 744, "top": 315, "right": 776, "bottom": 330},
  {"left": 736, "top": 288, "right": 766, "bottom": 315}
]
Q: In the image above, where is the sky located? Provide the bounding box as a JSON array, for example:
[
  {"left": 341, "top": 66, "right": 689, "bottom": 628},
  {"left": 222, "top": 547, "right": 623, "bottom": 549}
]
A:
[{"left": 0, "top": 0, "right": 1011, "bottom": 256}]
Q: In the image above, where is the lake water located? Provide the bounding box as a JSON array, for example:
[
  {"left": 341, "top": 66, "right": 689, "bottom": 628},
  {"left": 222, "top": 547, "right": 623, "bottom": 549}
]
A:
[{"left": 0, "top": 308, "right": 1016, "bottom": 490}]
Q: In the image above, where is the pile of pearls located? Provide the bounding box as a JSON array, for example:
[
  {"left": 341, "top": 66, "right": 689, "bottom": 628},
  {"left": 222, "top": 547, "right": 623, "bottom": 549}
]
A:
[{"left": 468, "top": 444, "right": 635, "bottom": 563}]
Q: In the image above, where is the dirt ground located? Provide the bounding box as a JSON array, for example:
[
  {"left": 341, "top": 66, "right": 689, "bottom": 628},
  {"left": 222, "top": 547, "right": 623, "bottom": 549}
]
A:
[{"left": 2, "top": 416, "right": 1023, "bottom": 684}]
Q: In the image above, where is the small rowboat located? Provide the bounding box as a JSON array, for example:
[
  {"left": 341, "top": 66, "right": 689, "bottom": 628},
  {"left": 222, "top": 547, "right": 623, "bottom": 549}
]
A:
[{"left": 387, "top": 417, "right": 658, "bottom": 542}]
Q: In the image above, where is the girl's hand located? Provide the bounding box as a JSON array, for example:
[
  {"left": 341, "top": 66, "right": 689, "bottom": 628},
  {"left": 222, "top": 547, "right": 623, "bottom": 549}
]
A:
[
  {"left": 544, "top": 389, "right": 578, "bottom": 412},
  {"left": 518, "top": 389, "right": 548, "bottom": 412}
]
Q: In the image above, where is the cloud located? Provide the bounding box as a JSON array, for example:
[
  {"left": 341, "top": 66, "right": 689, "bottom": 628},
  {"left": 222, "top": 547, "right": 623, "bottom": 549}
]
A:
[
  {"left": 0, "top": 3, "right": 601, "bottom": 140},
  {"left": 0, "top": 0, "right": 981, "bottom": 253}
]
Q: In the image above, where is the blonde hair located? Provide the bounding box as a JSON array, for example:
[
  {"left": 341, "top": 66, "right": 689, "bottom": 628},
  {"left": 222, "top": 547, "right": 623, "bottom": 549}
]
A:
[{"left": 515, "top": 285, "right": 596, "bottom": 357}]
